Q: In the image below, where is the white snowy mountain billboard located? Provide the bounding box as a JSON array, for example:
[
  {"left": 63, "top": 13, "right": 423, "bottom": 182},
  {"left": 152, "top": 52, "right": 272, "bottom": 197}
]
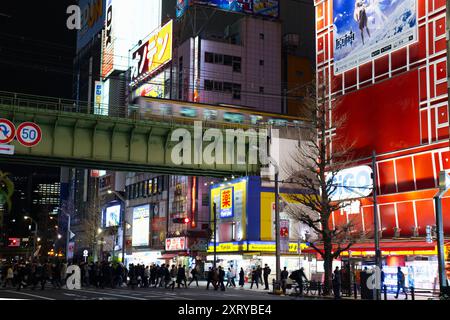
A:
[{"left": 333, "top": 0, "right": 417, "bottom": 74}]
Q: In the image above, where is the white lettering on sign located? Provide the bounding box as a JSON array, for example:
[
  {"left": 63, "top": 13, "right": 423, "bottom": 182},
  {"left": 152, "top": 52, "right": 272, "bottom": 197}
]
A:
[{"left": 327, "top": 165, "right": 373, "bottom": 201}]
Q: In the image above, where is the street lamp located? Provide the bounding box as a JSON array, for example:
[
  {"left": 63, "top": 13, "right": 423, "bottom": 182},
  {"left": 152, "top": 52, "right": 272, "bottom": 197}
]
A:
[
  {"left": 24, "top": 216, "right": 38, "bottom": 259},
  {"left": 108, "top": 190, "right": 127, "bottom": 264}
]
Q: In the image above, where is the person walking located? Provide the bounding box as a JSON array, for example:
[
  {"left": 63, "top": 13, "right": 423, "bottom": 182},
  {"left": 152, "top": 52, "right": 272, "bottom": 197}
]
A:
[
  {"left": 257, "top": 266, "right": 263, "bottom": 286},
  {"left": 206, "top": 267, "right": 214, "bottom": 290},
  {"left": 263, "top": 264, "right": 271, "bottom": 290},
  {"left": 239, "top": 267, "right": 245, "bottom": 288},
  {"left": 226, "top": 268, "right": 232, "bottom": 288},
  {"left": 281, "top": 267, "right": 289, "bottom": 295},
  {"left": 212, "top": 267, "right": 219, "bottom": 290},
  {"left": 250, "top": 267, "right": 259, "bottom": 289},
  {"left": 176, "top": 265, "right": 184, "bottom": 288},
  {"left": 218, "top": 266, "right": 226, "bottom": 291},
  {"left": 333, "top": 266, "right": 342, "bottom": 299},
  {"left": 150, "top": 265, "right": 156, "bottom": 287},
  {"left": 143, "top": 266, "right": 150, "bottom": 288},
  {"left": 168, "top": 265, "right": 177, "bottom": 290},
  {"left": 2, "top": 264, "right": 14, "bottom": 288},
  {"left": 188, "top": 266, "right": 199, "bottom": 287},
  {"left": 394, "top": 267, "right": 408, "bottom": 300},
  {"left": 229, "top": 265, "right": 236, "bottom": 288}
]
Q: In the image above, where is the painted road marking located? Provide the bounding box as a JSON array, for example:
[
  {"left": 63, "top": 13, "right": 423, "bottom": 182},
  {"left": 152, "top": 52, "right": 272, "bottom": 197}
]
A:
[
  {"left": 4, "top": 290, "right": 55, "bottom": 300},
  {"left": 74, "top": 289, "right": 147, "bottom": 300}
]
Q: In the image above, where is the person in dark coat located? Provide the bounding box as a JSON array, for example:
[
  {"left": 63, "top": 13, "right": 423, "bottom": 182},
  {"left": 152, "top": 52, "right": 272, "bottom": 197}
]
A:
[
  {"left": 333, "top": 266, "right": 342, "bottom": 299},
  {"left": 129, "top": 264, "right": 138, "bottom": 290},
  {"left": 250, "top": 267, "right": 259, "bottom": 289},
  {"left": 150, "top": 265, "right": 156, "bottom": 286},
  {"left": 218, "top": 266, "right": 225, "bottom": 291},
  {"left": 239, "top": 268, "right": 245, "bottom": 287},
  {"left": 263, "top": 264, "right": 271, "bottom": 290},
  {"left": 176, "top": 265, "right": 185, "bottom": 288},
  {"left": 281, "top": 267, "right": 289, "bottom": 294},
  {"left": 188, "top": 266, "right": 199, "bottom": 287},
  {"left": 206, "top": 267, "right": 214, "bottom": 290},
  {"left": 394, "top": 267, "right": 407, "bottom": 299},
  {"left": 291, "top": 267, "right": 308, "bottom": 296}
]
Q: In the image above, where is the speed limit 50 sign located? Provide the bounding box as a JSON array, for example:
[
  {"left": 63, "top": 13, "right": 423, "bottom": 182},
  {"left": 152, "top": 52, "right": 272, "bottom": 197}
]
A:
[{"left": 16, "top": 122, "right": 42, "bottom": 147}]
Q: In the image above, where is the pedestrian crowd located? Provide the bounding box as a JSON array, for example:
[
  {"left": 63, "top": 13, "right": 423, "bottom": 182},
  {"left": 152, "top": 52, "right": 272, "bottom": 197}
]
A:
[{"left": 0, "top": 259, "right": 313, "bottom": 295}]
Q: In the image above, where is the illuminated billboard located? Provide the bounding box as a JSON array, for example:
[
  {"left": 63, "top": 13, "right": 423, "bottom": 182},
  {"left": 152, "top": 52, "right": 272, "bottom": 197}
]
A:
[
  {"left": 176, "top": 0, "right": 279, "bottom": 18},
  {"left": 132, "top": 205, "right": 150, "bottom": 247},
  {"left": 133, "top": 73, "right": 165, "bottom": 98},
  {"left": 333, "top": 0, "right": 417, "bottom": 74},
  {"left": 105, "top": 204, "right": 121, "bottom": 227},
  {"left": 220, "top": 187, "right": 234, "bottom": 218},
  {"left": 131, "top": 20, "right": 173, "bottom": 83},
  {"left": 101, "top": 0, "right": 163, "bottom": 79}
]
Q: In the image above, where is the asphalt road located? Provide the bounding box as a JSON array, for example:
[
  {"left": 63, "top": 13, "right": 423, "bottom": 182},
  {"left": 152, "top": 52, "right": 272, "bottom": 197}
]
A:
[{"left": 0, "top": 284, "right": 298, "bottom": 301}]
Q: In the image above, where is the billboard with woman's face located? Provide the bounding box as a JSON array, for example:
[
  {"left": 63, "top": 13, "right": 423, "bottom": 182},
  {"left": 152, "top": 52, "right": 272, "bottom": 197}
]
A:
[{"left": 333, "top": 0, "right": 417, "bottom": 74}]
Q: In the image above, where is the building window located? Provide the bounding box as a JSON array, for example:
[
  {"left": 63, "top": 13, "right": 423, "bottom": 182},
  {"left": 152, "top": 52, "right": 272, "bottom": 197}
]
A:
[
  {"left": 233, "top": 84, "right": 241, "bottom": 100},
  {"left": 213, "top": 81, "right": 223, "bottom": 92},
  {"left": 214, "top": 53, "right": 224, "bottom": 64},
  {"left": 259, "top": 86, "right": 265, "bottom": 94},
  {"left": 223, "top": 82, "right": 233, "bottom": 93},
  {"left": 259, "top": 60, "right": 264, "bottom": 66},
  {"left": 259, "top": 33, "right": 265, "bottom": 40},
  {"left": 224, "top": 55, "right": 233, "bottom": 66},
  {"left": 205, "top": 52, "right": 213, "bottom": 63},
  {"left": 205, "top": 80, "right": 213, "bottom": 91},
  {"left": 232, "top": 57, "right": 241, "bottom": 73}
]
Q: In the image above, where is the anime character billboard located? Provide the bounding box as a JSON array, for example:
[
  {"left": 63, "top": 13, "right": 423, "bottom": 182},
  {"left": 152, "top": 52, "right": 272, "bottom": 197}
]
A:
[{"left": 333, "top": 0, "right": 417, "bottom": 74}]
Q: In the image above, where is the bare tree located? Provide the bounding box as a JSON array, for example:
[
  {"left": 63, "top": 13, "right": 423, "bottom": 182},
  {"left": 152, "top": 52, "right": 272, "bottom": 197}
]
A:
[
  {"left": 282, "top": 80, "right": 363, "bottom": 295},
  {"left": 76, "top": 195, "right": 102, "bottom": 261}
]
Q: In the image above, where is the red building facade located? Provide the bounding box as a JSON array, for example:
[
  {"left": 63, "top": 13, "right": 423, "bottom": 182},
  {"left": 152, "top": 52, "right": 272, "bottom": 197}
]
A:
[{"left": 315, "top": 0, "right": 449, "bottom": 247}]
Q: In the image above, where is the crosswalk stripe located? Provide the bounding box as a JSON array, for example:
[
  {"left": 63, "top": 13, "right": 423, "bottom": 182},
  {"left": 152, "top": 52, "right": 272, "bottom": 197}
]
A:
[{"left": 4, "top": 290, "right": 55, "bottom": 301}]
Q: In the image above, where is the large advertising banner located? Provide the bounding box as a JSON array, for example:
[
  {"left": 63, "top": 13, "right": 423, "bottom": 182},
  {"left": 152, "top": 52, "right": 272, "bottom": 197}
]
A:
[
  {"left": 333, "top": 0, "right": 417, "bottom": 74},
  {"left": 132, "top": 205, "right": 150, "bottom": 247},
  {"left": 131, "top": 20, "right": 173, "bottom": 83},
  {"left": 104, "top": 204, "right": 121, "bottom": 227}
]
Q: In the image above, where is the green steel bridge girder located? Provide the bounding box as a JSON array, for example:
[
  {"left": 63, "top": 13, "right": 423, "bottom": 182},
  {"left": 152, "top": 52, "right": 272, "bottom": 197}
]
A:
[{"left": 0, "top": 105, "right": 260, "bottom": 177}]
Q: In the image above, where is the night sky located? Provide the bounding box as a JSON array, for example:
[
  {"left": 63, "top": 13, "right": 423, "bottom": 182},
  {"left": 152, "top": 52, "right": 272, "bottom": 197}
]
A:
[{"left": 0, "top": 1, "right": 76, "bottom": 99}]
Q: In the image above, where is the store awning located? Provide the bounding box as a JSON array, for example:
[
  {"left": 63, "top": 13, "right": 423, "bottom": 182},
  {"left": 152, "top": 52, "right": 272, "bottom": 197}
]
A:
[{"left": 302, "top": 240, "right": 437, "bottom": 255}]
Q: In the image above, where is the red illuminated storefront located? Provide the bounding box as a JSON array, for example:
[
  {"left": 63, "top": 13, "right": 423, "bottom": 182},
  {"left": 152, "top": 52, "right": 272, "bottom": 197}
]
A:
[{"left": 315, "top": 0, "right": 449, "bottom": 257}]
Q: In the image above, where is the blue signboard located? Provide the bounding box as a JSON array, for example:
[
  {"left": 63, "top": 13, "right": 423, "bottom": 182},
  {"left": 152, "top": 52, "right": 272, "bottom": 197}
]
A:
[{"left": 77, "top": 0, "right": 106, "bottom": 52}]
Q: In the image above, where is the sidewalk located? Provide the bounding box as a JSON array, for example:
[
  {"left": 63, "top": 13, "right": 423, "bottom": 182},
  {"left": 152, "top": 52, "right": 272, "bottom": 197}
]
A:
[{"left": 192, "top": 281, "right": 438, "bottom": 300}]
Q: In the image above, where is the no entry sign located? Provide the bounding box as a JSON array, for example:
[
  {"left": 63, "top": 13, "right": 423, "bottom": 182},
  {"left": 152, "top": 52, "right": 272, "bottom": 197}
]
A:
[
  {"left": 0, "top": 119, "right": 16, "bottom": 144},
  {"left": 16, "top": 122, "right": 42, "bottom": 147}
]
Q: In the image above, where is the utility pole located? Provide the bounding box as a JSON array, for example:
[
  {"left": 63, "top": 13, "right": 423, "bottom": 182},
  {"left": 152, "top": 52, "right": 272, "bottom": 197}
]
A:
[
  {"left": 274, "top": 167, "right": 281, "bottom": 294},
  {"left": 372, "top": 151, "right": 382, "bottom": 300},
  {"left": 434, "top": 170, "right": 450, "bottom": 296}
]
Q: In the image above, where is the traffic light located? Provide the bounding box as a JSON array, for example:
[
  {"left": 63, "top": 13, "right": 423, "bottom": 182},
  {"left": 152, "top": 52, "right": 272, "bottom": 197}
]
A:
[{"left": 172, "top": 217, "right": 190, "bottom": 224}]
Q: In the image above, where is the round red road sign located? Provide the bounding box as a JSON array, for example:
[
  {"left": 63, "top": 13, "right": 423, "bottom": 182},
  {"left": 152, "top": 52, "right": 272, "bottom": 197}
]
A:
[
  {"left": 16, "top": 122, "right": 42, "bottom": 147},
  {"left": 0, "top": 118, "right": 16, "bottom": 144}
]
